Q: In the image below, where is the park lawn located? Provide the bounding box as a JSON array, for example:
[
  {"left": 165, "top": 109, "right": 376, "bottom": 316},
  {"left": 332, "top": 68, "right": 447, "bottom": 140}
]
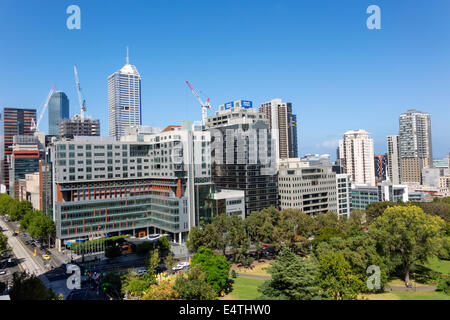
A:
[
  {"left": 231, "top": 261, "right": 271, "bottom": 277},
  {"left": 424, "top": 257, "right": 450, "bottom": 275},
  {"left": 392, "top": 291, "right": 450, "bottom": 300},
  {"left": 388, "top": 278, "right": 431, "bottom": 287},
  {"left": 362, "top": 290, "right": 450, "bottom": 300},
  {"left": 223, "top": 277, "right": 266, "bottom": 300}
]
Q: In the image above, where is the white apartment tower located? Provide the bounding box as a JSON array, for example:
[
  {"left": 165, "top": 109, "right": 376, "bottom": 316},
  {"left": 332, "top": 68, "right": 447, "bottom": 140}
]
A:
[
  {"left": 387, "top": 135, "right": 402, "bottom": 184},
  {"left": 108, "top": 49, "right": 142, "bottom": 141},
  {"left": 339, "top": 129, "right": 376, "bottom": 186}
]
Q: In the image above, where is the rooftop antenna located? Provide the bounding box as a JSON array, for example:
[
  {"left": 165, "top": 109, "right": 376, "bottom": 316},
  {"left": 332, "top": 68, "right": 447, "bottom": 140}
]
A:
[{"left": 126, "top": 46, "right": 129, "bottom": 64}]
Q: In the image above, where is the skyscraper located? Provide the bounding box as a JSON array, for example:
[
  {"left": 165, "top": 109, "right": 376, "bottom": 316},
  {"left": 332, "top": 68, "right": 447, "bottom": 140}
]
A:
[
  {"left": 0, "top": 108, "right": 36, "bottom": 192},
  {"left": 387, "top": 134, "right": 401, "bottom": 184},
  {"left": 339, "top": 129, "right": 375, "bottom": 186},
  {"left": 108, "top": 50, "right": 142, "bottom": 141},
  {"left": 399, "top": 109, "right": 432, "bottom": 183},
  {"left": 48, "top": 91, "right": 69, "bottom": 136},
  {"left": 208, "top": 101, "right": 278, "bottom": 216},
  {"left": 259, "top": 99, "right": 298, "bottom": 159}
]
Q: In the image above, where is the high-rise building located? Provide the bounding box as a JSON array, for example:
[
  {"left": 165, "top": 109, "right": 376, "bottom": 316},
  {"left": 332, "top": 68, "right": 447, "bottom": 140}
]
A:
[
  {"left": 48, "top": 91, "right": 69, "bottom": 136},
  {"left": 259, "top": 99, "right": 298, "bottom": 159},
  {"left": 52, "top": 122, "right": 212, "bottom": 250},
  {"left": 278, "top": 158, "right": 337, "bottom": 215},
  {"left": 374, "top": 154, "right": 387, "bottom": 182},
  {"left": 339, "top": 129, "right": 375, "bottom": 186},
  {"left": 208, "top": 101, "right": 278, "bottom": 216},
  {"left": 387, "top": 135, "right": 402, "bottom": 184},
  {"left": 0, "top": 108, "right": 36, "bottom": 192},
  {"left": 336, "top": 173, "right": 351, "bottom": 218},
  {"left": 108, "top": 51, "right": 141, "bottom": 141},
  {"left": 8, "top": 135, "right": 42, "bottom": 198},
  {"left": 59, "top": 115, "right": 100, "bottom": 139},
  {"left": 399, "top": 109, "right": 432, "bottom": 183}
]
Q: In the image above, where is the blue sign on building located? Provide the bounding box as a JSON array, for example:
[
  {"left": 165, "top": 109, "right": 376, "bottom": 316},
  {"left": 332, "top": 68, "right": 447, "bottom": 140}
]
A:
[
  {"left": 241, "top": 100, "right": 253, "bottom": 108},
  {"left": 224, "top": 102, "right": 234, "bottom": 110}
]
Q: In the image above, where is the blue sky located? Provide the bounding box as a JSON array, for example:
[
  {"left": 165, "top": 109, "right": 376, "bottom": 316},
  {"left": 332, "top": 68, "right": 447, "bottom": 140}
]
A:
[{"left": 0, "top": 0, "right": 449, "bottom": 160}]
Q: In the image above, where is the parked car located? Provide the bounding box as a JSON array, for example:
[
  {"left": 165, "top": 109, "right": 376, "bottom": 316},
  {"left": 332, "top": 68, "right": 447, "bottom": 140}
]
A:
[
  {"left": 136, "top": 267, "right": 147, "bottom": 276},
  {"left": 0, "top": 269, "right": 6, "bottom": 275},
  {"left": 172, "top": 262, "right": 189, "bottom": 271}
]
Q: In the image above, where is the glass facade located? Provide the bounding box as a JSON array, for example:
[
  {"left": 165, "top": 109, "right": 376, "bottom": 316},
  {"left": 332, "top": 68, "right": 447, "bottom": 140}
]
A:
[{"left": 48, "top": 92, "right": 70, "bottom": 136}]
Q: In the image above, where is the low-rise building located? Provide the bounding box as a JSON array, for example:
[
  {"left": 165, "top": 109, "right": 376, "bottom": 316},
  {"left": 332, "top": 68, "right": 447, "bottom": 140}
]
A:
[{"left": 278, "top": 158, "right": 337, "bottom": 215}]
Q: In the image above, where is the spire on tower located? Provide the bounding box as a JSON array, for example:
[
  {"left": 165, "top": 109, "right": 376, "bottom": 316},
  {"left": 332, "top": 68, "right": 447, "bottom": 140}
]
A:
[{"left": 126, "top": 46, "right": 129, "bottom": 64}]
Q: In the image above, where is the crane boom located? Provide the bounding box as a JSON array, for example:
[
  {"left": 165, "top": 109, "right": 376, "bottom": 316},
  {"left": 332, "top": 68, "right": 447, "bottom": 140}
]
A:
[
  {"left": 33, "top": 83, "right": 56, "bottom": 132},
  {"left": 74, "top": 64, "right": 86, "bottom": 119},
  {"left": 185, "top": 81, "right": 211, "bottom": 126}
]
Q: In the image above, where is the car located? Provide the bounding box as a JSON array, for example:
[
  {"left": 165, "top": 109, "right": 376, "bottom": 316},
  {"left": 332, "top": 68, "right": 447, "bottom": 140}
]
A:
[
  {"left": 136, "top": 268, "right": 147, "bottom": 276},
  {"left": 0, "top": 269, "right": 6, "bottom": 275},
  {"left": 42, "top": 254, "right": 50, "bottom": 260},
  {"left": 172, "top": 262, "right": 189, "bottom": 271}
]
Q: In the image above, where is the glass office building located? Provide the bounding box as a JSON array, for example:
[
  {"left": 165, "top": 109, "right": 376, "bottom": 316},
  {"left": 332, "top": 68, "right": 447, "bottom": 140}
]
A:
[{"left": 48, "top": 92, "right": 69, "bottom": 136}]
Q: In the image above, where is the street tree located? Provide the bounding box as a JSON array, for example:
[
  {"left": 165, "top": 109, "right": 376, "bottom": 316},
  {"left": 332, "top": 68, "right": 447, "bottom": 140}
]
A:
[{"left": 9, "top": 272, "right": 56, "bottom": 300}]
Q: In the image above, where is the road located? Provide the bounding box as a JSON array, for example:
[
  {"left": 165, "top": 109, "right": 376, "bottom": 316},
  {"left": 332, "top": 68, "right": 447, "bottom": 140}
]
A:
[{"left": 0, "top": 218, "right": 47, "bottom": 277}]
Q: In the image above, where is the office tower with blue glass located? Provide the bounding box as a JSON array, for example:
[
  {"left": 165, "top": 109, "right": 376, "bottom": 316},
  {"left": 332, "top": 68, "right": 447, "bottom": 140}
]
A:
[
  {"left": 48, "top": 91, "right": 69, "bottom": 136},
  {"left": 108, "top": 50, "right": 142, "bottom": 140}
]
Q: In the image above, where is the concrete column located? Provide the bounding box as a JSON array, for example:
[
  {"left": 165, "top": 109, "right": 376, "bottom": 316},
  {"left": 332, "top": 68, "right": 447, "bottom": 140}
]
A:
[
  {"left": 179, "top": 232, "right": 182, "bottom": 244},
  {"left": 146, "top": 227, "right": 149, "bottom": 236},
  {"left": 56, "top": 238, "right": 62, "bottom": 252}
]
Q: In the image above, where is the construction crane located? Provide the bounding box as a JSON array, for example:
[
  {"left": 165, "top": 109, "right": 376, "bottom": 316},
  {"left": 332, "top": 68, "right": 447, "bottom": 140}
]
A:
[
  {"left": 186, "top": 81, "right": 211, "bottom": 126},
  {"left": 74, "top": 64, "right": 86, "bottom": 120},
  {"left": 31, "top": 83, "right": 56, "bottom": 133}
]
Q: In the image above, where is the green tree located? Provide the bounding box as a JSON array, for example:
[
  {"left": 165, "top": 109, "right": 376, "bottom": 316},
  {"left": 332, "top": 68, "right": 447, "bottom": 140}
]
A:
[
  {"left": 258, "top": 247, "right": 326, "bottom": 300},
  {"left": 9, "top": 272, "right": 56, "bottom": 300},
  {"left": 0, "top": 193, "right": 12, "bottom": 216},
  {"left": 315, "top": 235, "right": 388, "bottom": 291},
  {"left": 317, "top": 251, "right": 364, "bottom": 300},
  {"left": 157, "top": 236, "right": 171, "bottom": 251},
  {"left": 272, "top": 209, "right": 315, "bottom": 253},
  {"left": 142, "top": 280, "right": 179, "bottom": 300},
  {"left": 369, "top": 205, "right": 445, "bottom": 286},
  {"left": 9, "top": 200, "right": 33, "bottom": 222},
  {"left": 191, "top": 246, "right": 230, "bottom": 293},
  {"left": 312, "top": 227, "right": 347, "bottom": 248},
  {"left": 121, "top": 270, "right": 150, "bottom": 297},
  {"left": 246, "top": 209, "right": 274, "bottom": 260},
  {"left": 315, "top": 211, "right": 343, "bottom": 231},
  {"left": 146, "top": 249, "right": 160, "bottom": 275},
  {"left": 164, "top": 253, "right": 177, "bottom": 272},
  {"left": 0, "top": 233, "right": 10, "bottom": 256},
  {"left": 27, "top": 212, "right": 55, "bottom": 244},
  {"left": 174, "top": 264, "right": 218, "bottom": 300},
  {"left": 365, "top": 201, "right": 398, "bottom": 224}
]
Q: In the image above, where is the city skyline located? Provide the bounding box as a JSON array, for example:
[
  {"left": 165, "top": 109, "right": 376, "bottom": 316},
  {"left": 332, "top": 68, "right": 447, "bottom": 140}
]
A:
[{"left": 0, "top": 0, "right": 449, "bottom": 159}]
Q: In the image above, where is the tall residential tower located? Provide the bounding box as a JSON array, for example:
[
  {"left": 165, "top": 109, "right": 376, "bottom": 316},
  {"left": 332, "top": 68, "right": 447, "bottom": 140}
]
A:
[
  {"left": 339, "top": 129, "right": 375, "bottom": 186},
  {"left": 399, "top": 109, "right": 432, "bottom": 183},
  {"left": 259, "top": 99, "right": 298, "bottom": 160}
]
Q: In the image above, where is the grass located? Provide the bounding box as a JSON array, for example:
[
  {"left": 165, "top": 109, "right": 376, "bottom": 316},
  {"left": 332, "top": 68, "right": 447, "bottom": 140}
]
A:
[
  {"left": 222, "top": 276, "right": 266, "bottom": 300},
  {"left": 424, "top": 257, "right": 450, "bottom": 275},
  {"left": 230, "top": 261, "right": 271, "bottom": 277},
  {"left": 363, "top": 291, "right": 450, "bottom": 300}
]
